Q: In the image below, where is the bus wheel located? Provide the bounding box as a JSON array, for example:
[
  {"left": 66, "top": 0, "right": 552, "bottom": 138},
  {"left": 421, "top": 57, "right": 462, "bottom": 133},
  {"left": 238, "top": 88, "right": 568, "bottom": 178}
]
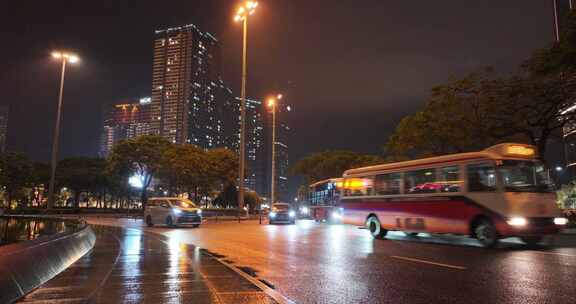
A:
[
  {"left": 520, "top": 236, "right": 542, "bottom": 247},
  {"left": 146, "top": 215, "right": 154, "bottom": 227},
  {"left": 367, "top": 216, "right": 387, "bottom": 239},
  {"left": 474, "top": 219, "right": 499, "bottom": 248}
]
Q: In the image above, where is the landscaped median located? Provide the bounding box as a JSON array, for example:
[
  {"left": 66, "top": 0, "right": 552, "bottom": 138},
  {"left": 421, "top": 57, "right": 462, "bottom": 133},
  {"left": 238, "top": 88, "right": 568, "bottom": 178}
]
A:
[{"left": 0, "top": 215, "right": 96, "bottom": 304}]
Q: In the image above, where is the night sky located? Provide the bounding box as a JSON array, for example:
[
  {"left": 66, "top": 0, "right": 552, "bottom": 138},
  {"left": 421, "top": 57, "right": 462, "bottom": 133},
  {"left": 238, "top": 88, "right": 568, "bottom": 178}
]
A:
[{"left": 0, "top": 1, "right": 556, "bottom": 196}]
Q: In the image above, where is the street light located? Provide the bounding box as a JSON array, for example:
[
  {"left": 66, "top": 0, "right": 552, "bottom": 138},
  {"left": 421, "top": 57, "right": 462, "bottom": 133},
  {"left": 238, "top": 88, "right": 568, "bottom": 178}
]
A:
[
  {"left": 267, "top": 94, "right": 282, "bottom": 204},
  {"left": 234, "top": 1, "right": 258, "bottom": 214},
  {"left": 47, "top": 51, "right": 79, "bottom": 209}
]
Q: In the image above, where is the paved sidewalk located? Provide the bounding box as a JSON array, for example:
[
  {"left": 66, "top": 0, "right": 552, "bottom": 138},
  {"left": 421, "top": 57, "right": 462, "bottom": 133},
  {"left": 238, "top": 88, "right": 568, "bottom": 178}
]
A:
[{"left": 19, "top": 225, "right": 280, "bottom": 304}]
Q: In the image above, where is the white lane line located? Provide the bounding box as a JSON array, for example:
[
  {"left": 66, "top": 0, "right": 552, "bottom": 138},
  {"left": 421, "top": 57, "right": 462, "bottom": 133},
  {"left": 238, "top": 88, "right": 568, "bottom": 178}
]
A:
[{"left": 390, "top": 255, "right": 466, "bottom": 270}]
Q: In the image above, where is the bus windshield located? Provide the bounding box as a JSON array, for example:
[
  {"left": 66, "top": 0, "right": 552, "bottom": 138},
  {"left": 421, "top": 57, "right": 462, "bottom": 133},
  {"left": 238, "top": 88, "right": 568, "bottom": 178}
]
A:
[{"left": 498, "top": 160, "right": 553, "bottom": 193}]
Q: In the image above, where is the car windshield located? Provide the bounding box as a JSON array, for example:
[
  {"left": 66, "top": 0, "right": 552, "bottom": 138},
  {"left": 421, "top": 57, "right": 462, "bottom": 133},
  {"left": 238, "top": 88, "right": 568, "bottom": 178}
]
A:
[
  {"left": 169, "top": 199, "right": 197, "bottom": 208},
  {"left": 273, "top": 204, "right": 289, "bottom": 211},
  {"left": 498, "top": 160, "right": 553, "bottom": 193}
]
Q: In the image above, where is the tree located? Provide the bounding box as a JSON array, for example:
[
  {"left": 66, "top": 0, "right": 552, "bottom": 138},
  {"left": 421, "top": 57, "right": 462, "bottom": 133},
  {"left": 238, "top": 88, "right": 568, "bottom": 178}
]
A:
[
  {"left": 0, "top": 152, "right": 33, "bottom": 207},
  {"left": 107, "top": 135, "right": 172, "bottom": 207},
  {"left": 160, "top": 144, "right": 208, "bottom": 198},
  {"left": 206, "top": 148, "right": 239, "bottom": 189},
  {"left": 385, "top": 69, "right": 576, "bottom": 162},
  {"left": 57, "top": 157, "right": 107, "bottom": 209},
  {"left": 292, "top": 151, "right": 383, "bottom": 185},
  {"left": 523, "top": 10, "right": 576, "bottom": 75}
]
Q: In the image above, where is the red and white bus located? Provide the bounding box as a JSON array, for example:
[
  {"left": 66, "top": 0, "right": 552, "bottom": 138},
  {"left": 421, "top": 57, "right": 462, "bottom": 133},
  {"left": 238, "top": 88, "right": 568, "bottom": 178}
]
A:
[
  {"left": 340, "top": 143, "right": 568, "bottom": 247},
  {"left": 307, "top": 178, "right": 343, "bottom": 222}
]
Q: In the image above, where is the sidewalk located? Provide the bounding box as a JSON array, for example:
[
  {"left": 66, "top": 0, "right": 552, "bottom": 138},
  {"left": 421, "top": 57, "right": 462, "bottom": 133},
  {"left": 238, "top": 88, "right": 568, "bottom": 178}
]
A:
[{"left": 19, "top": 224, "right": 283, "bottom": 304}]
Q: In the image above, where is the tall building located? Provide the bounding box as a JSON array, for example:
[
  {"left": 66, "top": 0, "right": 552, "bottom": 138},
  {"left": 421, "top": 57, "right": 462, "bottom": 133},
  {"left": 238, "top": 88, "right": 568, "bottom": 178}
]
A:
[
  {"left": 269, "top": 103, "right": 292, "bottom": 202},
  {"left": 0, "top": 105, "right": 8, "bottom": 152},
  {"left": 233, "top": 97, "right": 266, "bottom": 194},
  {"left": 150, "top": 24, "right": 223, "bottom": 148},
  {"left": 99, "top": 97, "right": 152, "bottom": 157}
]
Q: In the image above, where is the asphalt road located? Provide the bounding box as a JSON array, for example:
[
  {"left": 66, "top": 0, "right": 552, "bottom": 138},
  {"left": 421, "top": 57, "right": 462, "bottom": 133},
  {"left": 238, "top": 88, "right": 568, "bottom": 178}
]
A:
[{"left": 91, "top": 218, "right": 576, "bottom": 304}]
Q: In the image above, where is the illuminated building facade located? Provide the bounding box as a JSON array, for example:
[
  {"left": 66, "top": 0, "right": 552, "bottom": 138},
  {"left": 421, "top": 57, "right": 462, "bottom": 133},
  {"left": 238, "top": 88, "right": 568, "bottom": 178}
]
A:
[
  {"left": 0, "top": 105, "right": 8, "bottom": 152},
  {"left": 150, "top": 24, "right": 223, "bottom": 148},
  {"left": 269, "top": 103, "right": 292, "bottom": 202},
  {"left": 99, "top": 97, "right": 152, "bottom": 157}
]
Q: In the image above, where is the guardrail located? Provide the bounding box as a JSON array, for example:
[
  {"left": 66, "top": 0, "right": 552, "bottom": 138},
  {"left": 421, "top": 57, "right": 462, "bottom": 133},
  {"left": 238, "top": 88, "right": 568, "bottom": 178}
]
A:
[{"left": 0, "top": 216, "right": 96, "bottom": 304}]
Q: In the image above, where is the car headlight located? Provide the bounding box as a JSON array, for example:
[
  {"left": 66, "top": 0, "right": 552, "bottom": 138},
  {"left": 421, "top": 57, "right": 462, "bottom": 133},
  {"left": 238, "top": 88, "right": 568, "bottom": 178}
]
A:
[
  {"left": 173, "top": 209, "right": 182, "bottom": 215},
  {"left": 332, "top": 211, "right": 342, "bottom": 219},
  {"left": 301, "top": 207, "right": 309, "bottom": 214},
  {"left": 507, "top": 217, "right": 527, "bottom": 226},
  {"left": 554, "top": 217, "right": 568, "bottom": 225},
  {"left": 289, "top": 211, "right": 296, "bottom": 217},
  {"left": 197, "top": 209, "right": 202, "bottom": 215},
  {"left": 269, "top": 212, "right": 277, "bottom": 218}
]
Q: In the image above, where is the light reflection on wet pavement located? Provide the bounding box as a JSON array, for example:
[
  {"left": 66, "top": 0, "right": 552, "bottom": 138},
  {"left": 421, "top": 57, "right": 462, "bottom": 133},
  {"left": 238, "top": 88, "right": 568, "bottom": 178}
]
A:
[{"left": 19, "top": 225, "right": 278, "bottom": 304}]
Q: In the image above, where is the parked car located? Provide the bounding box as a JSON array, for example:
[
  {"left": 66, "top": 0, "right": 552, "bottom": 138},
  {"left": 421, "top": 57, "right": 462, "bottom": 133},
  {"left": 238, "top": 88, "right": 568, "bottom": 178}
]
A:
[
  {"left": 144, "top": 197, "right": 202, "bottom": 227},
  {"left": 269, "top": 203, "right": 296, "bottom": 224}
]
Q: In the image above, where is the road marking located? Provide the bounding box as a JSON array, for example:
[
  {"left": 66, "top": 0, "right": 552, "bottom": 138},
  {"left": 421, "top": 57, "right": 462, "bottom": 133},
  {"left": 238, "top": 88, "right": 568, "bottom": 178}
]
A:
[{"left": 390, "top": 255, "right": 466, "bottom": 270}]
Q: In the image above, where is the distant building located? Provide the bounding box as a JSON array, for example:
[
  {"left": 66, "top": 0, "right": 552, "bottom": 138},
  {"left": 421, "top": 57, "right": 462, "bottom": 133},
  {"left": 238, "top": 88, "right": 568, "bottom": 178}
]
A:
[
  {"left": 99, "top": 97, "right": 152, "bottom": 157},
  {"left": 0, "top": 105, "right": 8, "bottom": 152},
  {"left": 149, "top": 24, "right": 224, "bottom": 148}
]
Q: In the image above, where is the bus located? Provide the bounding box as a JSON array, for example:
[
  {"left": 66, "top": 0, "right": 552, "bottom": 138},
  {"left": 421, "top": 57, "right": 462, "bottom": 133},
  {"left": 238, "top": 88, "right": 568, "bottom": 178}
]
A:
[
  {"left": 340, "top": 143, "right": 568, "bottom": 247},
  {"left": 307, "top": 178, "right": 343, "bottom": 222}
]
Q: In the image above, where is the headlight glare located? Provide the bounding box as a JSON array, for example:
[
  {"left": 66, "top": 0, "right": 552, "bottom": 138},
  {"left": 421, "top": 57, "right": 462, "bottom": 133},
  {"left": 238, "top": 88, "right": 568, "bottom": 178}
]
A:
[
  {"left": 173, "top": 209, "right": 182, "bottom": 215},
  {"left": 507, "top": 217, "right": 527, "bottom": 226},
  {"left": 269, "top": 212, "right": 277, "bottom": 218},
  {"left": 289, "top": 211, "right": 296, "bottom": 217},
  {"left": 554, "top": 217, "right": 568, "bottom": 225}
]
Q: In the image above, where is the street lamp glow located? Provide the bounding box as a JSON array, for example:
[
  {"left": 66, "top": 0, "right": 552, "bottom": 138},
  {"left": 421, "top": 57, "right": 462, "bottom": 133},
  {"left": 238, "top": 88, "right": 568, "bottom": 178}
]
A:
[
  {"left": 267, "top": 98, "right": 276, "bottom": 108},
  {"left": 556, "top": 166, "right": 563, "bottom": 172},
  {"left": 234, "top": 1, "right": 257, "bottom": 21},
  {"left": 52, "top": 51, "right": 80, "bottom": 64}
]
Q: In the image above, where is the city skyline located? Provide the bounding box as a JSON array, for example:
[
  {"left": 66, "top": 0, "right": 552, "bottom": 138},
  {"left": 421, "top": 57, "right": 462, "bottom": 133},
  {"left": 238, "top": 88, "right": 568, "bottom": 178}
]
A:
[{"left": 0, "top": 1, "right": 558, "bottom": 197}]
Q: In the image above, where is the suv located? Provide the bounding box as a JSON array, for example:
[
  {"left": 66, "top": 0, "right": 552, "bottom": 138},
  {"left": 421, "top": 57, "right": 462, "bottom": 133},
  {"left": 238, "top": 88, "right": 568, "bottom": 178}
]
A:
[
  {"left": 269, "top": 203, "right": 296, "bottom": 224},
  {"left": 144, "top": 197, "right": 202, "bottom": 227}
]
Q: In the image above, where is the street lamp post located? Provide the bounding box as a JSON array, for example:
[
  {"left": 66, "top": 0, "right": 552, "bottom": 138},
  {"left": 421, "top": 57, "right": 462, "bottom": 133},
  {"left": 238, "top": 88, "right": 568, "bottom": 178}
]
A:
[
  {"left": 47, "top": 51, "right": 79, "bottom": 210},
  {"left": 234, "top": 1, "right": 258, "bottom": 217},
  {"left": 267, "top": 94, "right": 282, "bottom": 204}
]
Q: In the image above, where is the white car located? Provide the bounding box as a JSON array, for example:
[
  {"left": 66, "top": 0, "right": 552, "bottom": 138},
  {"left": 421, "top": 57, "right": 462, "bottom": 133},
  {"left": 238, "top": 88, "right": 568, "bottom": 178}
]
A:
[{"left": 144, "top": 197, "right": 202, "bottom": 227}]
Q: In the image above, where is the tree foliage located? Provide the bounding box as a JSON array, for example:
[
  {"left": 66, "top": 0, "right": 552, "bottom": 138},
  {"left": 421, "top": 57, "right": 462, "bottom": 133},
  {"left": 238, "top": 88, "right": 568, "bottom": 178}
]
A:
[
  {"left": 386, "top": 69, "right": 576, "bottom": 162},
  {"left": 0, "top": 152, "right": 33, "bottom": 206},
  {"left": 57, "top": 157, "right": 107, "bottom": 208},
  {"left": 107, "top": 135, "right": 171, "bottom": 205},
  {"left": 292, "top": 150, "right": 383, "bottom": 185}
]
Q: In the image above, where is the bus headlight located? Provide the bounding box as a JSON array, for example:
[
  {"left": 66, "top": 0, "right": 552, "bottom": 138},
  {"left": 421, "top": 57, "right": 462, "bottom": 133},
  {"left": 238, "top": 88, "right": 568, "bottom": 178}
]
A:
[
  {"left": 289, "top": 211, "right": 296, "bottom": 218},
  {"left": 269, "top": 212, "right": 277, "bottom": 218},
  {"left": 507, "top": 217, "right": 527, "bottom": 226},
  {"left": 554, "top": 217, "right": 568, "bottom": 225}
]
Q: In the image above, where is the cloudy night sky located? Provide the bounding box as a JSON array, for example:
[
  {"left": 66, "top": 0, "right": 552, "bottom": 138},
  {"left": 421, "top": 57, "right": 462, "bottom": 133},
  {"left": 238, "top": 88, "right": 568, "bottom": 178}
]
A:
[{"left": 0, "top": 1, "right": 559, "bottom": 194}]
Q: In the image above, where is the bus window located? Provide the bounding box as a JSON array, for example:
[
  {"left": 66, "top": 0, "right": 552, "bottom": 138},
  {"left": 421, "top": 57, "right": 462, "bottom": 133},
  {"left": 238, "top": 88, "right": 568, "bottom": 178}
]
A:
[
  {"left": 374, "top": 173, "right": 401, "bottom": 195},
  {"left": 467, "top": 163, "right": 496, "bottom": 192},
  {"left": 405, "top": 169, "right": 437, "bottom": 193},
  {"left": 439, "top": 166, "right": 461, "bottom": 192},
  {"left": 498, "top": 160, "right": 553, "bottom": 193},
  {"left": 343, "top": 178, "right": 373, "bottom": 196}
]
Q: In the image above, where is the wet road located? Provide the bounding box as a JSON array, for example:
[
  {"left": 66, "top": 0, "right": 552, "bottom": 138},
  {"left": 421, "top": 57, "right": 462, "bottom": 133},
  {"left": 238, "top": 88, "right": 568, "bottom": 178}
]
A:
[
  {"left": 20, "top": 224, "right": 283, "bottom": 304},
  {"left": 90, "top": 218, "right": 576, "bottom": 304}
]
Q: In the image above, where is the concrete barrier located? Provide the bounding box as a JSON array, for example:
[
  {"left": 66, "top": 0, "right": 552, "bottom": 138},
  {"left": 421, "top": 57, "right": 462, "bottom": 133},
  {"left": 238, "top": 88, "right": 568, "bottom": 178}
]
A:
[{"left": 0, "top": 216, "right": 96, "bottom": 304}]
